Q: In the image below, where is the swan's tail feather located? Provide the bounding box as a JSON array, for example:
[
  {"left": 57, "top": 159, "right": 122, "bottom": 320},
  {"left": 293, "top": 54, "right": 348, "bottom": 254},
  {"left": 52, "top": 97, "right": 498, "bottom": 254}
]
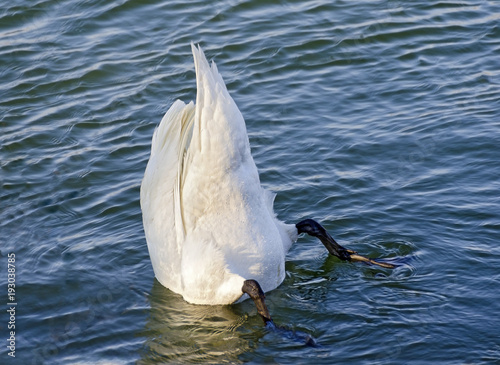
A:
[{"left": 188, "top": 44, "right": 250, "bottom": 170}]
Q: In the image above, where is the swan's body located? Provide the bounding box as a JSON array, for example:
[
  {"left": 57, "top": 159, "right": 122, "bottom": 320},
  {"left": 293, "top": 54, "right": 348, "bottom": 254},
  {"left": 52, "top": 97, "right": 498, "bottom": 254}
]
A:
[
  {"left": 140, "top": 45, "right": 297, "bottom": 305},
  {"left": 141, "top": 44, "right": 395, "bottom": 318}
]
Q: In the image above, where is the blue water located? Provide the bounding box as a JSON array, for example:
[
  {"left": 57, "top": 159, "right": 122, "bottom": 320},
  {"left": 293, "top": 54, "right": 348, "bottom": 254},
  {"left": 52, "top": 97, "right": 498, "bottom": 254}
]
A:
[{"left": 1, "top": 0, "right": 499, "bottom": 363}]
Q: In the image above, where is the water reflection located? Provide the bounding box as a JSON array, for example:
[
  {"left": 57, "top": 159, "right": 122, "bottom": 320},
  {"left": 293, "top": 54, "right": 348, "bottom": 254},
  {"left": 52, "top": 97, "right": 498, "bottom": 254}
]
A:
[{"left": 139, "top": 279, "right": 253, "bottom": 364}]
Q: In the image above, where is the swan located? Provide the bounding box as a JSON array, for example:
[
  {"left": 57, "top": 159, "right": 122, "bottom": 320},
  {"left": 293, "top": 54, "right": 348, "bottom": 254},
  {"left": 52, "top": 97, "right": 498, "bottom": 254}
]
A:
[{"left": 140, "top": 44, "right": 393, "bottom": 327}]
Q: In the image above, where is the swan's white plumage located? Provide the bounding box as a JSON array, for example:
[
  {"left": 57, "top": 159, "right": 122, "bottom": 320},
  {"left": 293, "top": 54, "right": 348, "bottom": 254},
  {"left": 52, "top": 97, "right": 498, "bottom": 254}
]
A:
[{"left": 140, "top": 44, "right": 297, "bottom": 305}]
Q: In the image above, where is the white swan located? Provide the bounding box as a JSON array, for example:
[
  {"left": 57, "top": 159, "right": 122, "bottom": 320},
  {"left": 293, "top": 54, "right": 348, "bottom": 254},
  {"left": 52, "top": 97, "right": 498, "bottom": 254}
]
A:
[{"left": 140, "top": 44, "right": 393, "bottom": 323}]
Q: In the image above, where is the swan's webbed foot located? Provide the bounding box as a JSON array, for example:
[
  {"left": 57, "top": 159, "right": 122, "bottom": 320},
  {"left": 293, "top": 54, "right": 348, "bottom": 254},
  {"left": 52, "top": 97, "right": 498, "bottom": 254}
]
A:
[
  {"left": 241, "top": 279, "right": 318, "bottom": 346},
  {"left": 296, "top": 219, "right": 396, "bottom": 269}
]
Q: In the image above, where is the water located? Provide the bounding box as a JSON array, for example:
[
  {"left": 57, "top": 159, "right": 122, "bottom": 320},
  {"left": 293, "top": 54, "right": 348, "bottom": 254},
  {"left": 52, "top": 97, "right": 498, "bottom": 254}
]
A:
[{"left": 1, "top": 0, "right": 499, "bottom": 363}]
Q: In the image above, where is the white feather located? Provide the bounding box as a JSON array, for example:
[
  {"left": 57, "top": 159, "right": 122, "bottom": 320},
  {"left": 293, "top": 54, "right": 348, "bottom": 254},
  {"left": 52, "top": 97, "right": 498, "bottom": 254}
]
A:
[{"left": 140, "top": 44, "right": 298, "bottom": 305}]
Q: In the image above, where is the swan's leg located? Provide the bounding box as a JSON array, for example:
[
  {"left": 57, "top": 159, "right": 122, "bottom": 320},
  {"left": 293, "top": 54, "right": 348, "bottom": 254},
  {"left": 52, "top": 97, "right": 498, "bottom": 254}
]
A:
[
  {"left": 296, "top": 219, "right": 396, "bottom": 269},
  {"left": 241, "top": 279, "right": 272, "bottom": 324},
  {"left": 241, "top": 279, "right": 318, "bottom": 346}
]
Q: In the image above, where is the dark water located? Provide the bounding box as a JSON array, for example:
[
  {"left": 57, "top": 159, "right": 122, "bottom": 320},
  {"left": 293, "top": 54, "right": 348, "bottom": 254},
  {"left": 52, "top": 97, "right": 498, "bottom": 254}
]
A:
[{"left": 1, "top": 0, "right": 500, "bottom": 363}]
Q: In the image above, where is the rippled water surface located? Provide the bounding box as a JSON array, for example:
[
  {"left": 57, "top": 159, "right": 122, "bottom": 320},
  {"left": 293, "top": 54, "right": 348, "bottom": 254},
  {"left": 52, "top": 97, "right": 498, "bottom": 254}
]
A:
[{"left": 1, "top": 0, "right": 500, "bottom": 364}]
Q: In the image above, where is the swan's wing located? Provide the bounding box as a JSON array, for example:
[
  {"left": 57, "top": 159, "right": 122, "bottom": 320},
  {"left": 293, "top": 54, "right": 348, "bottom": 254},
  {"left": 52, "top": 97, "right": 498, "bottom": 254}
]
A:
[
  {"left": 140, "top": 99, "right": 195, "bottom": 293},
  {"left": 262, "top": 189, "right": 298, "bottom": 253}
]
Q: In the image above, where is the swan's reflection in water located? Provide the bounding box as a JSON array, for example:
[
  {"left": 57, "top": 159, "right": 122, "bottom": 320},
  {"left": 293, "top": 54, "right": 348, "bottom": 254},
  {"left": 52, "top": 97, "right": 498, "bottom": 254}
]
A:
[{"left": 139, "top": 279, "right": 255, "bottom": 364}]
